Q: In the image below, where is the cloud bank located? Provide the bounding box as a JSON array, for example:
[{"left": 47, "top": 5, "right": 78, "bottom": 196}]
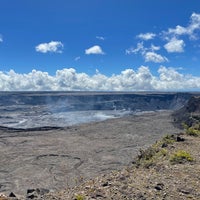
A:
[
  {"left": 0, "top": 67, "right": 199, "bottom": 91},
  {"left": 35, "top": 41, "right": 64, "bottom": 53}
]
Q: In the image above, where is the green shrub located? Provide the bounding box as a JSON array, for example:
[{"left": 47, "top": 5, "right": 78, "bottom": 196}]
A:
[
  {"left": 158, "top": 148, "right": 168, "bottom": 157},
  {"left": 170, "top": 150, "right": 194, "bottom": 164},
  {"left": 163, "top": 134, "right": 176, "bottom": 144},
  {"left": 138, "top": 148, "right": 157, "bottom": 161},
  {"left": 75, "top": 194, "right": 85, "bottom": 200},
  {"left": 136, "top": 144, "right": 168, "bottom": 168},
  {"left": 183, "top": 121, "right": 200, "bottom": 137},
  {"left": 136, "top": 147, "right": 157, "bottom": 168},
  {"left": 161, "top": 134, "right": 176, "bottom": 146},
  {"left": 152, "top": 134, "right": 176, "bottom": 150},
  {"left": 186, "top": 127, "right": 200, "bottom": 136}
]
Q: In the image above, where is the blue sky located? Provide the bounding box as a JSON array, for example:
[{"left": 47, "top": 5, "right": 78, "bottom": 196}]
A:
[{"left": 0, "top": 0, "right": 200, "bottom": 91}]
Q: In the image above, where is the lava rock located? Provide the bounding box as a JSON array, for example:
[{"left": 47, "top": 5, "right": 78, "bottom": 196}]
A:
[
  {"left": 102, "top": 182, "right": 109, "bottom": 187},
  {"left": 176, "top": 136, "right": 185, "bottom": 142},
  {"left": 155, "top": 183, "right": 164, "bottom": 190},
  {"left": 26, "top": 188, "right": 50, "bottom": 199},
  {"left": 9, "top": 192, "right": 16, "bottom": 198}
]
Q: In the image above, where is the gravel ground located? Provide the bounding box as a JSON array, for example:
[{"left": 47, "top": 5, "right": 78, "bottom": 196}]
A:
[
  {"left": 47, "top": 133, "right": 200, "bottom": 200},
  {"left": 0, "top": 111, "right": 180, "bottom": 198}
]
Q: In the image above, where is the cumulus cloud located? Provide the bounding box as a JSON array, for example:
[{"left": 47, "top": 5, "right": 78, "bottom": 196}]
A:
[
  {"left": 0, "top": 66, "right": 200, "bottom": 91},
  {"left": 164, "top": 38, "right": 185, "bottom": 53},
  {"left": 126, "top": 42, "right": 146, "bottom": 55},
  {"left": 167, "top": 25, "right": 188, "bottom": 36},
  {"left": 129, "top": 12, "right": 200, "bottom": 63},
  {"left": 144, "top": 52, "right": 168, "bottom": 63},
  {"left": 35, "top": 41, "right": 64, "bottom": 53},
  {"left": 165, "top": 12, "right": 200, "bottom": 40},
  {"left": 137, "top": 32, "right": 156, "bottom": 40},
  {"left": 85, "top": 45, "right": 105, "bottom": 55},
  {"left": 126, "top": 42, "right": 168, "bottom": 63}
]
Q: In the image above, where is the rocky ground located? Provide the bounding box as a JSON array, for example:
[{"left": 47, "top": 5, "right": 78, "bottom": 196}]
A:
[
  {"left": 44, "top": 132, "right": 200, "bottom": 200},
  {"left": 2, "top": 121, "right": 200, "bottom": 199},
  {"left": 41, "top": 96, "right": 200, "bottom": 200},
  {"left": 0, "top": 111, "right": 181, "bottom": 199}
]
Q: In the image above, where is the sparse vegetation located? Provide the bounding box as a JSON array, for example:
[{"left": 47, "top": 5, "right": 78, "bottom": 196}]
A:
[
  {"left": 156, "top": 134, "right": 176, "bottom": 147},
  {"left": 136, "top": 147, "right": 158, "bottom": 168},
  {"left": 162, "top": 134, "right": 176, "bottom": 144},
  {"left": 170, "top": 150, "right": 194, "bottom": 164},
  {"left": 136, "top": 134, "right": 172, "bottom": 168},
  {"left": 136, "top": 133, "right": 194, "bottom": 168},
  {"left": 186, "top": 126, "right": 200, "bottom": 136},
  {"left": 183, "top": 122, "right": 200, "bottom": 136},
  {"left": 75, "top": 194, "right": 85, "bottom": 200}
]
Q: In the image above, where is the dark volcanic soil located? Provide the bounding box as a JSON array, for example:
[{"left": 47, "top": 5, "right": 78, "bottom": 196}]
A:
[{"left": 0, "top": 111, "right": 181, "bottom": 197}]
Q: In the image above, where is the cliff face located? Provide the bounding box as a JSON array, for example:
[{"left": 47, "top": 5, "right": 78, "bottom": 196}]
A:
[
  {"left": 0, "top": 92, "right": 195, "bottom": 112},
  {"left": 173, "top": 96, "right": 200, "bottom": 127}
]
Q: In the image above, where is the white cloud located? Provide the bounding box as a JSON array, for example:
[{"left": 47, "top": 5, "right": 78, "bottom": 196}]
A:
[
  {"left": 151, "top": 44, "right": 160, "bottom": 51},
  {"left": 35, "top": 41, "right": 64, "bottom": 53},
  {"left": 126, "top": 42, "right": 146, "bottom": 55},
  {"left": 166, "top": 12, "right": 200, "bottom": 40},
  {"left": 164, "top": 38, "right": 185, "bottom": 53},
  {"left": 85, "top": 45, "right": 105, "bottom": 55},
  {"left": 126, "top": 42, "right": 168, "bottom": 63},
  {"left": 168, "top": 25, "right": 188, "bottom": 36},
  {"left": 0, "top": 66, "right": 200, "bottom": 91},
  {"left": 128, "top": 12, "right": 200, "bottom": 63},
  {"left": 144, "top": 52, "right": 168, "bottom": 63},
  {"left": 96, "top": 36, "right": 105, "bottom": 40},
  {"left": 137, "top": 32, "right": 156, "bottom": 40}
]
